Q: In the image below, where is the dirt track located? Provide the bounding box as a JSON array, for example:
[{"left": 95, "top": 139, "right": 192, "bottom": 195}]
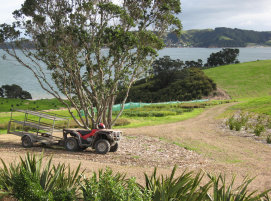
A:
[{"left": 0, "top": 103, "right": 271, "bottom": 190}]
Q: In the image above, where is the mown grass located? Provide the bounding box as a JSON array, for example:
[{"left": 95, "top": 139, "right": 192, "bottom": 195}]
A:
[
  {"left": 229, "top": 96, "right": 271, "bottom": 115},
  {"left": 115, "top": 108, "right": 204, "bottom": 128},
  {"left": 0, "top": 97, "right": 68, "bottom": 112},
  {"left": 0, "top": 100, "right": 230, "bottom": 133},
  {"left": 204, "top": 60, "right": 271, "bottom": 99}
]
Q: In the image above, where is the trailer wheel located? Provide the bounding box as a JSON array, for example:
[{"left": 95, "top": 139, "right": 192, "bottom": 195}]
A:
[
  {"left": 95, "top": 139, "right": 110, "bottom": 154},
  {"left": 65, "top": 137, "right": 79, "bottom": 151},
  {"left": 109, "top": 142, "right": 118, "bottom": 152},
  {"left": 22, "top": 135, "right": 33, "bottom": 148}
]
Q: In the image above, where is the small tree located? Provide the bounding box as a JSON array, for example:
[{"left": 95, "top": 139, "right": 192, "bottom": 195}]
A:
[
  {"left": 0, "top": 87, "right": 3, "bottom": 97},
  {"left": 0, "top": 84, "right": 32, "bottom": 99},
  {"left": 205, "top": 48, "right": 240, "bottom": 67},
  {"left": 0, "top": 0, "right": 181, "bottom": 128},
  {"left": 152, "top": 56, "right": 185, "bottom": 87}
]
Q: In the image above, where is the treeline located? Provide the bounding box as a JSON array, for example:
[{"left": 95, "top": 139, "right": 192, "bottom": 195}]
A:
[
  {"left": 0, "top": 84, "right": 32, "bottom": 99},
  {"left": 117, "top": 48, "right": 239, "bottom": 103},
  {"left": 166, "top": 27, "right": 271, "bottom": 47}
]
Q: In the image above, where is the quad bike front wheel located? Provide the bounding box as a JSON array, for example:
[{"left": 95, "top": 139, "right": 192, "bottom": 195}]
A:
[
  {"left": 95, "top": 139, "right": 110, "bottom": 154},
  {"left": 65, "top": 137, "right": 79, "bottom": 151},
  {"left": 109, "top": 142, "right": 118, "bottom": 152}
]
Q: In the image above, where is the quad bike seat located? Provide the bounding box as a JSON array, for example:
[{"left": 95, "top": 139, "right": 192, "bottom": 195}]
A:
[{"left": 77, "top": 130, "right": 92, "bottom": 136}]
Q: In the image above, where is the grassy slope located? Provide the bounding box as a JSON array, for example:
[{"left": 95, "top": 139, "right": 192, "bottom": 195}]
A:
[
  {"left": 204, "top": 60, "right": 271, "bottom": 99},
  {"left": 204, "top": 60, "right": 271, "bottom": 115},
  {"left": 0, "top": 98, "right": 67, "bottom": 112}
]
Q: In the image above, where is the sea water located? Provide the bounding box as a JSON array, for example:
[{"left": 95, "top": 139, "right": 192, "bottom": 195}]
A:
[{"left": 0, "top": 47, "right": 271, "bottom": 99}]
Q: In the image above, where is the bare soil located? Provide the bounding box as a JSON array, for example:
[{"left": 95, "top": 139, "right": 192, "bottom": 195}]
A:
[{"left": 0, "top": 103, "right": 271, "bottom": 191}]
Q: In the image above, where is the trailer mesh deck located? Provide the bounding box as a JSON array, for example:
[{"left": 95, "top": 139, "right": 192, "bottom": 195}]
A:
[{"left": 7, "top": 109, "right": 69, "bottom": 145}]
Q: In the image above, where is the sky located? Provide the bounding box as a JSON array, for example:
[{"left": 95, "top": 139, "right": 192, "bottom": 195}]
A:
[{"left": 0, "top": 0, "right": 270, "bottom": 31}]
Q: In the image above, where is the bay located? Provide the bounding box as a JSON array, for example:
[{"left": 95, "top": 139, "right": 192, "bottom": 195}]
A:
[{"left": 0, "top": 47, "right": 271, "bottom": 99}]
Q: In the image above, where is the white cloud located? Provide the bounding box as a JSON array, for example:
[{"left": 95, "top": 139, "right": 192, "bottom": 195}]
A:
[
  {"left": 0, "top": 0, "right": 24, "bottom": 24},
  {"left": 180, "top": 0, "right": 271, "bottom": 31},
  {"left": 0, "top": 0, "right": 270, "bottom": 31}
]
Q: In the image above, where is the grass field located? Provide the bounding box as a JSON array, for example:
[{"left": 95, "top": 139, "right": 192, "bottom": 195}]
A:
[
  {"left": 0, "top": 100, "right": 230, "bottom": 133},
  {"left": 228, "top": 96, "right": 271, "bottom": 115},
  {"left": 0, "top": 98, "right": 68, "bottom": 112},
  {"left": 204, "top": 60, "right": 271, "bottom": 117},
  {"left": 204, "top": 60, "right": 271, "bottom": 99}
]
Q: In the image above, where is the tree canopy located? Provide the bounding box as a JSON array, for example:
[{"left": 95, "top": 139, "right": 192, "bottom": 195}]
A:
[
  {"left": 0, "top": 84, "right": 32, "bottom": 99},
  {"left": 205, "top": 48, "right": 240, "bottom": 67},
  {"left": 116, "top": 56, "right": 217, "bottom": 103},
  {"left": 0, "top": 0, "right": 181, "bottom": 128}
]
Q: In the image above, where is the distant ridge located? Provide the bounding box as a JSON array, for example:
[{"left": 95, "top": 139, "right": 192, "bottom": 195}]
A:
[{"left": 166, "top": 27, "right": 271, "bottom": 48}]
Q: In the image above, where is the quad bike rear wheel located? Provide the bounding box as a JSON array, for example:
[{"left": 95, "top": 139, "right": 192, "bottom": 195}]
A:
[
  {"left": 65, "top": 137, "right": 79, "bottom": 151},
  {"left": 95, "top": 139, "right": 110, "bottom": 154}
]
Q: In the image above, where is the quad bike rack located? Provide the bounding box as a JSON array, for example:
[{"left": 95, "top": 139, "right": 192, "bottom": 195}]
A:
[{"left": 7, "top": 109, "right": 69, "bottom": 146}]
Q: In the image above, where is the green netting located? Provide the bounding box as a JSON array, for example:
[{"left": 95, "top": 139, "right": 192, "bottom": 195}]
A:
[{"left": 78, "top": 99, "right": 209, "bottom": 116}]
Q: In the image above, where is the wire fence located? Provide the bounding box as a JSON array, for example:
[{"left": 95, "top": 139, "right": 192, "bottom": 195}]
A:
[{"left": 79, "top": 99, "right": 209, "bottom": 117}]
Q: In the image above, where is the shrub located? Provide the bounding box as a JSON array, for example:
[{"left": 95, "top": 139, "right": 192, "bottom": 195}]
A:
[
  {"left": 114, "top": 118, "right": 130, "bottom": 126},
  {"left": 80, "top": 168, "right": 151, "bottom": 201},
  {"left": 208, "top": 174, "right": 270, "bottom": 201},
  {"left": 227, "top": 113, "right": 249, "bottom": 131},
  {"left": 0, "top": 153, "right": 82, "bottom": 201},
  {"left": 266, "top": 135, "right": 271, "bottom": 144},
  {"left": 234, "top": 121, "right": 242, "bottom": 131},
  {"left": 254, "top": 123, "right": 265, "bottom": 136},
  {"left": 227, "top": 116, "right": 235, "bottom": 130},
  {"left": 122, "top": 110, "right": 177, "bottom": 117},
  {"left": 144, "top": 166, "right": 211, "bottom": 200}
]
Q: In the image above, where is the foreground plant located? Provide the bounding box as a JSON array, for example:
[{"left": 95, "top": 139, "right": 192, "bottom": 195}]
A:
[
  {"left": 208, "top": 174, "right": 270, "bottom": 201},
  {"left": 144, "top": 166, "right": 211, "bottom": 201},
  {"left": 0, "top": 153, "right": 270, "bottom": 201},
  {"left": 144, "top": 166, "right": 270, "bottom": 201},
  {"left": 80, "top": 168, "right": 152, "bottom": 201},
  {"left": 0, "top": 152, "right": 82, "bottom": 200}
]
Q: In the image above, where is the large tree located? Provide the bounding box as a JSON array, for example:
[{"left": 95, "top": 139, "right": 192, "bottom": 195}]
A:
[{"left": 0, "top": 0, "right": 181, "bottom": 128}]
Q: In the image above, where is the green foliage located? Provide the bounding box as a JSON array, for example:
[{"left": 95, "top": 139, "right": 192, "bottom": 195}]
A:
[
  {"left": 208, "top": 174, "right": 270, "bottom": 201},
  {"left": 144, "top": 166, "right": 211, "bottom": 201},
  {"left": 229, "top": 97, "right": 271, "bottom": 116},
  {"left": 226, "top": 113, "right": 249, "bottom": 131},
  {"left": 0, "top": 97, "right": 67, "bottom": 112},
  {"left": 205, "top": 48, "right": 240, "bottom": 67},
  {"left": 266, "top": 135, "right": 271, "bottom": 144},
  {"left": 0, "top": 153, "right": 270, "bottom": 201},
  {"left": 227, "top": 116, "right": 235, "bottom": 130},
  {"left": 0, "top": 152, "right": 82, "bottom": 201},
  {"left": 121, "top": 66, "right": 216, "bottom": 103},
  {"left": 114, "top": 118, "right": 131, "bottom": 127},
  {"left": 0, "top": 84, "right": 32, "bottom": 99},
  {"left": 204, "top": 60, "right": 271, "bottom": 99},
  {"left": 121, "top": 110, "right": 177, "bottom": 117},
  {"left": 80, "top": 168, "right": 152, "bottom": 201},
  {"left": 0, "top": 0, "right": 182, "bottom": 129},
  {"left": 11, "top": 169, "right": 50, "bottom": 201},
  {"left": 254, "top": 123, "right": 265, "bottom": 136}
]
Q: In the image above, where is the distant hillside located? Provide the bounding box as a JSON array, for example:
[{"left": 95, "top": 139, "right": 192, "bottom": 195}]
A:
[
  {"left": 166, "top": 27, "right": 271, "bottom": 48},
  {"left": 204, "top": 60, "right": 271, "bottom": 98}
]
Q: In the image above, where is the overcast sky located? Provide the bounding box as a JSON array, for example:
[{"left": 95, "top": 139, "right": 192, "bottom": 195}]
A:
[{"left": 0, "top": 0, "right": 270, "bottom": 31}]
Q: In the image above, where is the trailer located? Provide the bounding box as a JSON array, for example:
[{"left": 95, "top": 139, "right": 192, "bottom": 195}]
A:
[
  {"left": 7, "top": 109, "right": 69, "bottom": 148},
  {"left": 7, "top": 109, "right": 122, "bottom": 154}
]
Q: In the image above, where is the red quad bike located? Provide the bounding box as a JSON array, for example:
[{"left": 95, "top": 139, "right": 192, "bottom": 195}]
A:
[{"left": 63, "top": 128, "right": 122, "bottom": 154}]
